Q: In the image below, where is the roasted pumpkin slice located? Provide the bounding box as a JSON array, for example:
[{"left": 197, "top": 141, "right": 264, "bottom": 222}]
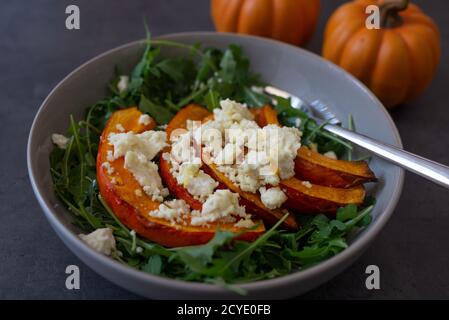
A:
[
  {"left": 295, "top": 147, "right": 376, "bottom": 188},
  {"left": 252, "top": 104, "right": 376, "bottom": 187},
  {"left": 280, "top": 178, "right": 365, "bottom": 214},
  {"left": 97, "top": 107, "right": 264, "bottom": 247},
  {"left": 251, "top": 104, "right": 280, "bottom": 126},
  {"left": 166, "top": 103, "right": 212, "bottom": 138}
]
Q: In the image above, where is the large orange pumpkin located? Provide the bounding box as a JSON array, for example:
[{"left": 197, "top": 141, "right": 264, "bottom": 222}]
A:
[
  {"left": 211, "top": 0, "right": 320, "bottom": 46},
  {"left": 323, "top": 0, "right": 440, "bottom": 108}
]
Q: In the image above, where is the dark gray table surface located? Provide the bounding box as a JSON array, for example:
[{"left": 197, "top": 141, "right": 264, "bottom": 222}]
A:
[{"left": 1, "top": 0, "right": 448, "bottom": 299}]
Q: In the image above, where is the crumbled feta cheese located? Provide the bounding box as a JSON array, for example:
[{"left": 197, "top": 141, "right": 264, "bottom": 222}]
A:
[
  {"left": 136, "top": 246, "right": 143, "bottom": 254},
  {"left": 134, "top": 189, "right": 143, "bottom": 197},
  {"left": 212, "top": 121, "right": 302, "bottom": 193},
  {"left": 149, "top": 199, "right": 190, "bottom": 224},
  {"left": 108, "top": 130, "right": 167, "bottom": 161},
  {"left": 170, "top": 131, "right": 200, "bottom": 164},
  {"left": 213, "top": 99, "right": 254, "bottom": 124},
  {"left": 259, "top": 187, "right": 287, "bottom": 209},
  {"left": 190, "top": 190, "right": 249, "bottom": 226},
  {"left": 323, "top": 151, "right": 337, "bottom": 160},
  {"left": 234, "top": 218, "right": 255, "bottom": 229},
  {"left": 124, "top": 151, "right": 168, "bottom": 202},
  {"left": 138, "top": 114, "right": 152, "bottom": 126},
  {"left": 185, "top": 171, "right": 218, "bottom": 201},
  {"left": 177, "top": 162, "right": 201, "bottom": 186},
  {"left": 117, "top": 75, "right": 129, "bottom": 93},
  {"left": 51, "top": 133, "right": 69, "bottom": 149},
  {"left": 295, "top": 118, "right": 301, "bottom": 128},
  {"left": 79, "top": 228, "right": 116, "bottom": 256},
  {"left": 106, "top": 150, "right": 114, "bottom": 162},
  {"left": 102, "top": 161, "right": 114, "bottom": 175},
  {"left": 302, "top": 181, "right": 312, "bottom": 188},
  {"left": 116, "top": 123, "right": 125, "bottom": 132}
]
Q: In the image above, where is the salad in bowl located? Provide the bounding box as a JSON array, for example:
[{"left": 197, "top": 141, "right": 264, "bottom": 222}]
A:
[{"left": 49, "top": 37, "right": 377, "bottom": 289}]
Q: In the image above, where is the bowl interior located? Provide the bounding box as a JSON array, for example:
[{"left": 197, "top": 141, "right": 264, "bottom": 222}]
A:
[{"left": 28, "top": 32, "right": 403, "bottom": 299}]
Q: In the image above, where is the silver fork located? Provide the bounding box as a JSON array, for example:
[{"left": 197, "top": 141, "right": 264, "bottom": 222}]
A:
[{"left": 263, "top": 86, "right": 449, "bottom": 189}]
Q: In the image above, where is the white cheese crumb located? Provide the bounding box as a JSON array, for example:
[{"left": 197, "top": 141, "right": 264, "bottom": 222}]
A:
[
  {"left": 295, "top": 118, "right": 301, "bottom": 127},
  {"left": 259, "top": 187, "right": 287, "bottom": 210},
  {"left": 211, "top": 120, "right": 302, "bottom": 193},
  {"left": 149, "top": 199, "right": 190, "bottom": 223},
  {"left": 138, "top": 114, "right": 152, "bottom": 126},
  {"left": 108, "top": 130, "right": 167, "bottom": 161},
  {"left": 176, "top": 163, "right": 218, "bottom": 201},
  {"left": 106, "top": 150, "right": 114, "bottom": 162},
  {"left": 116, "top": 123, "right": 125, "bottom": 132},
  {"left": 302, "top": 181, "right": 312, "bottom": 188},
  {"left": 323, "top": 151, "right": 338, "bottom": 160},
  {"left": 51, "top": 133, "right": 69, "bottom": 149},
  {"left": 191, "top": 190, "right": 248, "bottom": 226},
  {"left": 136, "top": 246, "right": 143, "bottom": 254},
  {"left": 102, "top": 161, "right": 114, "bottom": 175},
  {"left": 234, "top": 218, "right": 255, "bottom": 229},
  {"left": 79, "top": 228, "right": 116, "bottom": 256},
  {"left": 117, "top": 75, "right": 129, "bottom": 93},
  {"left": 213, "top": 99, "right": 254, "bottom": 124},
  {"left": 124, "top": 151, "right": 168, "bottom": 202}
]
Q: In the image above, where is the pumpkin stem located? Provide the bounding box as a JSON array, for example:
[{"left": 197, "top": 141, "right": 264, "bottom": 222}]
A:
[{"left": 380, "top": 0, "right": 409, "bottom": 28}]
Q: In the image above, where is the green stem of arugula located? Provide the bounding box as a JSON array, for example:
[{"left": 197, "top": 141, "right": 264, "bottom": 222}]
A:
[
  {"left": 62, "top": 137, "right": 74, "bottom": 188},
  {"left": 218, "top": 213, "right": 289, "bottom": 274},
  {"left": 303, "top": 119, "right": 332, "bottom": 146},
  {"left": 84, "top": 106, "right": 97, "bottom": 159},
  {"left": 150, "top": 39, "right": 218, "bottom": 72},
  {"left": 69, "top": 116, "right": 85, "bottom": 197},
  {"left": 315, "top": 129, "right": 353, "bottom": 150},
  {"left": 345, "top": 205, "right": 374, "bottom": 228},
  {"left": 176, "top": 86, "right": 208, "bottom": 108}
]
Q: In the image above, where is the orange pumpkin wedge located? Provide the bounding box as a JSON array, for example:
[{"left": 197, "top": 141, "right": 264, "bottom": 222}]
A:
[
  {"left": 280, "top": 178, "right": 365, "bottom": 214},
  {"left": 97, "top": 107, "right": 264, "bottom": 247},
  {"left": 166, "top": 103, "right": 212, "bottom": 139},
  {"left": 295, "top": 147, "right": 376, "bottom": 188},
  {"left": 252, "top": 104, "right": 376, "bottom": 188}
]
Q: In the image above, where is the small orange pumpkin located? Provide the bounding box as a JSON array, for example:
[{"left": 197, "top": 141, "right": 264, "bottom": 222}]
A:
[
  {"left": 211, "top": 0, "right": 320, "bottom": 46},
  {"left": 323, "top": 0, "right": 440, "bottom": 108}
]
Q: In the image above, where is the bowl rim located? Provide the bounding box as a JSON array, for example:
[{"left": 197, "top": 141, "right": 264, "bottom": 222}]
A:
[{"left": 27, "top": 31, "right": 404, "bottom": 295}]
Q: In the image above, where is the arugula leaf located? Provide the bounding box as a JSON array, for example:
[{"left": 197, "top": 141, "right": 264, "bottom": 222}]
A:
[
  {"left": 175, "top": 230, "right": 236, "bottom": 273},
  {"left": 142, "top": 255, "right": 163, "bottom": 275},
  {"left": 139, "top": 94, "right": 174, "bottom": 125}
]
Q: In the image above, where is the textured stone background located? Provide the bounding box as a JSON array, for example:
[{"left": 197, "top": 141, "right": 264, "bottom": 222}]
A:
[{"left": 1, "top": 0, "right": 448, "bottom": 299}]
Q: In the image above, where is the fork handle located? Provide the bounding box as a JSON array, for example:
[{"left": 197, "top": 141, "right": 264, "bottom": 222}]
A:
[{"left": 325, "top": 124, "right": 449, "bottom": 189}]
